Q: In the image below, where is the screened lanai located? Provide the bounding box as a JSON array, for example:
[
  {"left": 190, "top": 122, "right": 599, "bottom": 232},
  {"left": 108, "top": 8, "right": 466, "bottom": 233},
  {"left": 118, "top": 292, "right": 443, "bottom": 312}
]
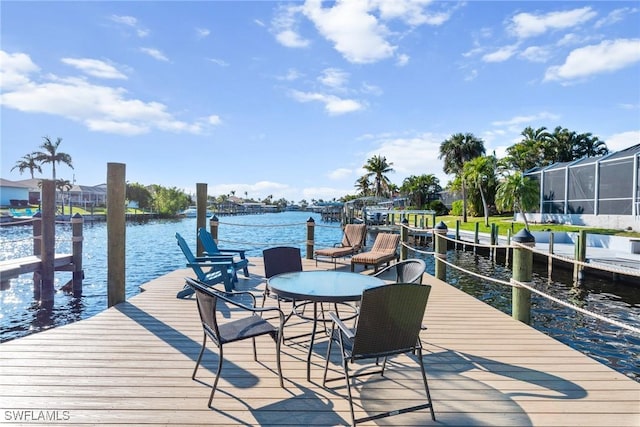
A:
[{"left": 524, "top": 143, "right": 640, "bottom": 229}]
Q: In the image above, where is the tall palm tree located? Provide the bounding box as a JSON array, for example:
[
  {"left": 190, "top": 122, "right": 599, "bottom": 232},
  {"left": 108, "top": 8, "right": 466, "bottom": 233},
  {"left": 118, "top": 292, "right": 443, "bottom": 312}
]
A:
[
  {"left": 439, "top": 132, "right": 485, "bottom": 222},
  {"left": 400, "top": 174, "right": 441, "bottom": 209},
  {"left": 462, "top": 155, "right": 497, "bottom": 227},
  {"left": 32, "top": 136, "right": 73, "bottom": 181},
  {"left": 354, "top": 175, "right": 372, "bottom": 196},
  {"left": 363, "top": 155, "right": 394, "bottom": 198},
  {"left": 505, "top": 126, "right": 551, "bottom": 172},
  {"left": 11, "top": 153, "right": 43, "bottom": 179},
  {"left": 495, "top": 171, "right": 539, "bottom": 230}
]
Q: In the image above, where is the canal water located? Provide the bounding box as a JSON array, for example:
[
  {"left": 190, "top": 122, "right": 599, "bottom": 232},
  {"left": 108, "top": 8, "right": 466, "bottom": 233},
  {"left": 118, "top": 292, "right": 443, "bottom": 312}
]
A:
[{"left": 1, "top": 211, "right": 638, "bottom": 382}]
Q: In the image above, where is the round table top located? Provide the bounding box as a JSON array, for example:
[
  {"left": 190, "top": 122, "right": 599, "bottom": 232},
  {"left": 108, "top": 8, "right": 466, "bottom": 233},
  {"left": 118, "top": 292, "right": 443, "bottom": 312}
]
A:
[{"left": 267, "top": 270, "right": 385, "bottom": 303}]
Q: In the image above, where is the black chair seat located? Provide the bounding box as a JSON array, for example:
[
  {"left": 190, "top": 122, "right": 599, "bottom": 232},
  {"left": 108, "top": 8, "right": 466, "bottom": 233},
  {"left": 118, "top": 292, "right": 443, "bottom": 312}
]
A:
[{"left": 216, "top": 315, "right": 277, "bottom": 345}]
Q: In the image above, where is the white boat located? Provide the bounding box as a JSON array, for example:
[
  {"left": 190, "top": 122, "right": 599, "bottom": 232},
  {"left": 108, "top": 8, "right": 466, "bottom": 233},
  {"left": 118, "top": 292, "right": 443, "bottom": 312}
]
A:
[{"left": 180, "top": 206, "right": 198, "bottom": 217}]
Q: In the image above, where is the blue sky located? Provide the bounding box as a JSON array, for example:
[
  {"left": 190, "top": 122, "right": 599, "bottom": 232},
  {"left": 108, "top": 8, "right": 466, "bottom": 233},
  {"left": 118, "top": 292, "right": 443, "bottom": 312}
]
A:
[{"left": 1, "top": 1, "right": 639, "bottom": 203}]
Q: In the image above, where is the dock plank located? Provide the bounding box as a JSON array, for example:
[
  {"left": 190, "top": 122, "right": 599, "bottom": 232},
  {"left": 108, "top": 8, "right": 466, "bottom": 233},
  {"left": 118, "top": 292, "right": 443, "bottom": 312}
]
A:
[{"left": 0, "top": 257, "right": 638, "bottom": 426}]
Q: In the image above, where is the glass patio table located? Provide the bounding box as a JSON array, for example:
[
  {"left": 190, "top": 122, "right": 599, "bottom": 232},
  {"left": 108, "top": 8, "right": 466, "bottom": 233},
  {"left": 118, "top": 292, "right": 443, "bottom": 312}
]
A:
[{"left": 267, "top": 270, "right": 385, "bottom": 381}]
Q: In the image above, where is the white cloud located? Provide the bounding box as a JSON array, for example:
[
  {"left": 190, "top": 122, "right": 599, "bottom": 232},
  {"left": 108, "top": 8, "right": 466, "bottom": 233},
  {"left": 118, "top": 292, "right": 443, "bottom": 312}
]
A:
[
  {"left": 482, "top": 44, "right": 519, "bottom": 63},
  {"left": 519, "top": 46, "right": 553, "bottom": 63},
  {"left": 363, "top": 132, "right": 449, "bottom": 184},
  {"left": 544, "top": 38, "right": 640, "bottom": 82},
  {"left": 508, "top": 7, "right": 597, "bottom": 39},
  {"left": 277, "top": 68, "right": 302, "bottom": 81},
  {"left": 272, "top": 4, "right": 310, "bottom": 48},
  {"left": 0, "top": 51, "right": 218, "bottom": 136},
  {"left": 0, "top": 51, "right": 39, "bottom": 90},
  {"left": 289, "top": 90, "right": 364, "bottom": 115},
  {"left": 61, "top": 58, "right": 127, "bottom": 79},
  {"left": 361, "top": 82, "right": 382, "bottom": 96},
  {"left": 606, "top": 130, "right": 640, "bottom": 152},
  {"left": 374, "top": 0, "right": 453, "bottom": 26},
  {"left": 328, "top": 168, "right": 352, "bottom": 180},
  {"left": 140, "top": 48, "right": 169, "bottom": 62},
  {"left": 196, "top": 28, "right": 210, "bottom": 38},
  {"left": 491, "top": 112, "right": 560, "bottom": 127},
  {"left": 318, "top": 68, "right": 349, "bottom": 89},
  {"left": 205, "top": 115, "right": 222, "bottom": 126},
  {"left": 595, "top": 7, "right": 639, "bottom": 28},
  {"left": 207, "top": 58, "right": 229, "bottom": 67},
  {"left": 109, "top": 14, "right": 149, "bottom": 37},
  {"left": 396, "top": 53, "right": 410, "bottom": 66},
  {"left": 302, "top": 0, "right": 395, "bottom": 64}
]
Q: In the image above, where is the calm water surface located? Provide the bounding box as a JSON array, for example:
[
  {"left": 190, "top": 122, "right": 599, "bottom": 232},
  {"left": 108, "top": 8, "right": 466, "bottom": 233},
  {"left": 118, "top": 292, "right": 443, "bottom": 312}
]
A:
[{"left": 1, "top": 211, "right": 638, "bottom": 382}]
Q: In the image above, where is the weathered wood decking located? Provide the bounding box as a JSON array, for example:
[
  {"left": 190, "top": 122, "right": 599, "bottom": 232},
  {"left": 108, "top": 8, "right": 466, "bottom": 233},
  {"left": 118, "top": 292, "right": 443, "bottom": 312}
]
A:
[{"left": 1, "top": 257, "right": 638, "bottom": 426}]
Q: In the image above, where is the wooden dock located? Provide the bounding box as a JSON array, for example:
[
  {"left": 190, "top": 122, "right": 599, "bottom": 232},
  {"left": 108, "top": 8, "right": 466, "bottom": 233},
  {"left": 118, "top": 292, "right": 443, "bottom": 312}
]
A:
[
  {"left": 1, "top": 257, "right": 638, "bottom": 426},
  {"left": 0, "top": 254, "right": 73, "bottom": 284}
]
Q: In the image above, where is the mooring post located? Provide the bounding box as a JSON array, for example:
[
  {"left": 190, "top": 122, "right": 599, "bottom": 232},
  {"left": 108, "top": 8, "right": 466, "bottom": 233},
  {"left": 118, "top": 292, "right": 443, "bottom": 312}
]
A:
[
  {"left": 400, "top": 218, "right": 409, "bottom": 261},
  {"left": 107, "top": 162, "right": 126, "bottom": 308},
  {"left": 505, "top": 228, "right": 511, "bottom": 266},
  {"left": 573, "top": 229, "right": 587, "bottom": 283},
  {"left": 434, "top": 221, "right": 448, "bottom": 281},
  {"left": 548, "top": 232, "right": 555, "bottom": 278},
  {"left": 71, "top": 213, "right": 84, "bottom": 297},
  {"left": 209, "top": 215, "right": 219, "bottom": 244},
  {"left": 455, "top": 219, "right": 460, "bottom": 250},
  {"left": 494, "top": 224, "right": 499, "bottom": 260},
  {"left": 40, "top": 179, "right": 56, "bottom": 307},
  {"left": 32, "top": 212, "right": 42, "bottom": 299},
  {"left": 306, "top": 217, "right": 315, "bottom": 260},
  {"left": 196, "top": 183, "right": 207, "bottom": 256},
  {"left": 511, "top": 229, "right": 535, "bottom": 324},
  {"left": 490, "top": 223, "right": 496, "bottom": 260},
  {"left": 474, "top": 222, "right": 479, "bottom": 253}
]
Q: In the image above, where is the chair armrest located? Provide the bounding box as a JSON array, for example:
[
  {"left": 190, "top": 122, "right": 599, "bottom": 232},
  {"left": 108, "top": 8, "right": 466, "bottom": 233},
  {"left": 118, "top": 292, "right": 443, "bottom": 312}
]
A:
[
  {"left": 215, "top": 291, "right": 286, "bottom": 326},
  {"left": 194, "top": 255, "right": 234, "bottom": 262},
  {"left": 217, "top": 249, "right": 247, "bottom": 258},
  {"left": 328, "top": 312, "right": 354, "bottom": 340},
  {"left": 186, "top": 261, "right": 234, "bottom": 269}
]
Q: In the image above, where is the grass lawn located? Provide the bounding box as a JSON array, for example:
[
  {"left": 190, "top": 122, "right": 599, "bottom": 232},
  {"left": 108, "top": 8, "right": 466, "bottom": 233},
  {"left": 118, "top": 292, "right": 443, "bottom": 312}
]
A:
[{"left": 402, "top": 213, "right": 640, "bottom": 238}]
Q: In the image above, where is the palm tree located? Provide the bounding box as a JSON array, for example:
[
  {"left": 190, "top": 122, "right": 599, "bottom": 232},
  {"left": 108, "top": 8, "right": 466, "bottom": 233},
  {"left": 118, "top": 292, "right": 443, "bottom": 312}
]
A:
[
  {"left": 504, "top": 126, "right": 551, "bottom": 172},
  {"left": 495, "top": 171, "right": 539, "bottom": 230},
  {"left": 32, "top": 136, "right": 73, "bottom": 181},
  {"left": 573, "top": 132, "right": 609, "bottom": 158},
  {"left": 439, "top": 132, "right": 485, "bottom": 222},
  {"left": 462, "top": 155, "right": 497, "bottom": 227},
  {"left": 354, "top": 176, "right": 371, "bottom": 196},
  {"left": 363, "top": 155, "right": 394, "bottom": 198},
  {"left": 56, "top": 179, "right": 73, "bottom": 215},
  {"left": 400, "top": 174, "right": 441, "bottom": 209},
  {"left": 11, "top": 153, "right": 43, "bottom": 179}
]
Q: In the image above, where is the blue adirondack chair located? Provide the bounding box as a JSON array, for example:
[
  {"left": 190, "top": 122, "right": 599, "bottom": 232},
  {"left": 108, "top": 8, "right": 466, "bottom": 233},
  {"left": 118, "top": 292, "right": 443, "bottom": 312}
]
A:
[
  {"left": 197, "top": 228, "right": 250, "bottom": 279},
  {"left": 175, "top": 232, "right": 236, "bottom": 298}
]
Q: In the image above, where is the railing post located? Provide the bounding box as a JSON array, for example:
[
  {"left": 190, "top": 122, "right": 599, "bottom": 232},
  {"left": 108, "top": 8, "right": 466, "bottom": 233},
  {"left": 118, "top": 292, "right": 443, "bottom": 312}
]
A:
[
  {"left": 40, "top": 179, "right": 56, "bottom": 308},
  {"left": 490, "top": 223, "right": 496, "bottom": 260},
  {"left": 107, "top": 162, "right": 126, "bottom": 308},
  {"left": 306, "top": 217, "right": 315, "bottom": 260},
  {"left": 196, "top": 183, "right": 207, "bottom": 256},
  {"left": 573, "top": 229, "right": 587, "bottom": 283},
  {"left": 400, "top": 218, "right": 409, "bottom": 261},
  {"left": 505, "top": 228, "right": 511, "bottom": 266},
  {"left": 434, "top": 221, "right": 448, "bottom": 281},
  {"left": 32, "top": 212, "right": 42, "bottom": 299},
  {"left": 209, "top": 215, "right": 219, "bottom": 243},
  {"left": 511, "top": 229, "right": 535, "bottom": 324},
  {"left": 71, "top": 213, "right": 84, "bottom": 297},
  {"left": 455, "top": 219, "right": 460, "bottom": 250}
]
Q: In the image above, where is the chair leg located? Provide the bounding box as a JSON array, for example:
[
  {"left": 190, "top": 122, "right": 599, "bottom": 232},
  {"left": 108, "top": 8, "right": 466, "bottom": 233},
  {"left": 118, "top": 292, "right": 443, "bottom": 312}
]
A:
[
  {"left": 192, "top": 332, "right": 207, "bottom": 379},
  {"left": 207, "top": 346, "right": 224, "bottom": 408},
  {"left": 252, "top": 337, "right": 258, "bottom": 361},
  {"left": 275, "top": 331, "right": 284, "bottom": 388},
  {"left": 417, "top": 347, "right": 436, "bottom": 421},
  {"left": 343, "top": 360, "right": 356, "bottom": 427},
  {"left": 322, "top": 327, "right": 335, "bottom": 386}
]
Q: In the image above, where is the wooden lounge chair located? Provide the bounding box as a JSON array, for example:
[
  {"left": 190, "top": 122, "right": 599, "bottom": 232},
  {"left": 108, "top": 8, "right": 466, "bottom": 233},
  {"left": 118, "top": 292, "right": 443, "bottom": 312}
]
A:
[
  {"left": 314, "top": 223, "right": 367, "bottom": 268},
  {"left": 350, "top": 232, "right": 399, "bottom": 272}
]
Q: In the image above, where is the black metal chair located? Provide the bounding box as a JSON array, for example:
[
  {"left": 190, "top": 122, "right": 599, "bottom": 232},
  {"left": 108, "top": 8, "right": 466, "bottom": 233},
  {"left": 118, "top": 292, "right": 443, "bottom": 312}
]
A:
[
  {"left": 261, "top": 246, "right": 303, "bottom": 307},
  {"left": 372, "top": 258, "right": 426, "bottom": 284},
  {"left": 186, "top": 277, "right": 285, "bottom": 408},
  {"left": 323, "top": 283, "right": 436, "bottom": 426}
]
